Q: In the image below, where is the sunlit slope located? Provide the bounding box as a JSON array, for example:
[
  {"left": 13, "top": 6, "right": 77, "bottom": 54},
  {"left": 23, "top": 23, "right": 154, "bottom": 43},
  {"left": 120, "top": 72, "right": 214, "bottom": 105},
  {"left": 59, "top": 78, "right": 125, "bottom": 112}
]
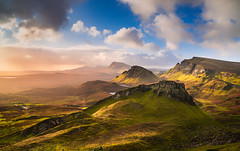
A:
[
  {"left": 112, "top": 65, "right": 159, "bottom": 86},
  {"left": 86, "top": 81, "right": 208, "bottom": 125},
  {"left": 159, "top": 57, "right": 240, "bottom": 115}
]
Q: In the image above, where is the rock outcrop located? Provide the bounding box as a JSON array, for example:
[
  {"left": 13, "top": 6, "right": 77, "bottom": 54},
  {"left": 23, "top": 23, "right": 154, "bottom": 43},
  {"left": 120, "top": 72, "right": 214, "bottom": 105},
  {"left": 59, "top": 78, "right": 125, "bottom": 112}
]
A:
[
  {"left": 21, "top": 112, "right": 90, "bottom": 136},
  {"left": 110, "top": 80, "right": 194, "bottom": 105}
]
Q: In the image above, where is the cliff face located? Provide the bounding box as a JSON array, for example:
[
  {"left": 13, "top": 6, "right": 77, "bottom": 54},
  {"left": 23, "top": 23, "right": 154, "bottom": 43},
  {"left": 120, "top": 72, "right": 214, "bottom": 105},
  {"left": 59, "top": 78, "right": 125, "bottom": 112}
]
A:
[{"left": 112, "top": 80, "right": 194, "bottom": 105}]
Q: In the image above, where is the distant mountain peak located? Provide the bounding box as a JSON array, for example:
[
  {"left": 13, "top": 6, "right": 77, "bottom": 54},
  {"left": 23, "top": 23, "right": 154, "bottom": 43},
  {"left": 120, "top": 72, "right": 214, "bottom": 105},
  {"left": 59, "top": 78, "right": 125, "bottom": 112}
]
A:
[{"left": 108, "top": 62, "right": 131, "bottom": 69}]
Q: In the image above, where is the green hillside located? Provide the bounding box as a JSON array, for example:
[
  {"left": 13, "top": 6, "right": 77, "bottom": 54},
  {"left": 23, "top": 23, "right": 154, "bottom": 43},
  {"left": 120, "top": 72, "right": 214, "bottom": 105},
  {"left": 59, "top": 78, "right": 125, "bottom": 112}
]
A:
[{"left": 2, "top": 81, "right": 239, "bottom": 151}]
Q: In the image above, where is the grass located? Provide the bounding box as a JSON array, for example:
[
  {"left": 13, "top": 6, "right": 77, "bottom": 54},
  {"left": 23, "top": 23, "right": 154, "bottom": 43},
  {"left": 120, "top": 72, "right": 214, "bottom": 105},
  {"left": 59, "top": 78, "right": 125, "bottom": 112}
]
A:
[
  {"left": 0, "top": 82, "right": 239, "bottom": 150},
  {"left": 187, "top": 142, "right": 240, "bottom": 151},
  {"left": 87, "top": 90, "right": 211, "bottom": 126}
]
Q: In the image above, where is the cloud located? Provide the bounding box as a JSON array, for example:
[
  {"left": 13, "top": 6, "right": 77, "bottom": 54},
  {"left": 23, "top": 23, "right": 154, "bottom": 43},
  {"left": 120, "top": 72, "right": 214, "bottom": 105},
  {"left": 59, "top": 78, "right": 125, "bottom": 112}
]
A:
[
  {"left": 13, "top": 27, "right": 62, "bottom": 42},
  {"left": 118, "top": 0, "right": 176, "bottom": 21},
  {"left": 201, "top": 0, "right": 240, "bottom": 54},
  {"left": 0, "top": 18, "right": 18, "bottom": 30},
  {"left": 0, "top": 0, "right": 77, "bottom": 30},
  {"left": 103, "top": 29, "right": 111, "bottom": 35},
  {"left": 71, "top": 20, "right": 101, "bottom": 37},
  {"left": 118, "top": 0, "right": 201, "bottom": 21},
  {"left": 121, "top": 50, "right": 181, "bottom": 68},
  {"left": 71, "top": 21, "right": 85, "bottom": 32},
  {"left": 105, "top": 27, "right": 159, "bottom": 51},
  {"left": 153, "top": 13, "right": 192, "bottom": 50},
  {"left": 86, "top": 26, "right": 101, "bottom": 37},
  {"left": 119, "top": 0, "right": 197, "bottom": 50},
  {"left": 0, "top": 0, "right": 82, "bottom": 42},
  {"left": 0, "top": 45, "right": 180, "bottom": 71}
]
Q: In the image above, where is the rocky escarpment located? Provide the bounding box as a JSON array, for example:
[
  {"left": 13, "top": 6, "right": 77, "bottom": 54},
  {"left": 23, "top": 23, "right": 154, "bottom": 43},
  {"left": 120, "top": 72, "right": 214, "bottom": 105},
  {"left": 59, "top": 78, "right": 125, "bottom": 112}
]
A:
[
  {"left": 167, "top": 57, "right": 240, "bottom": 76},
  {"left": 21, "top": 112, "right": 90, "bottom": 136},
  {"left": 108, "top": 80, "right": 194, "bottom": 105}
]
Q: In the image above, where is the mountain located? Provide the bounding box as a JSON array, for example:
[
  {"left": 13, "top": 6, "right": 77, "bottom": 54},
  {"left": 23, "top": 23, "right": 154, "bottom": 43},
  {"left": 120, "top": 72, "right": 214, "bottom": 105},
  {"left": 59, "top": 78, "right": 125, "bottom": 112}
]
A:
[
  {"left": 107, "top": 62, "right": 131, "bottom": 73},
  {"left": 112, "top": 65, "right": 159, "bottom": 86},
  {"left": 160, "top": 57, "right": 240, "bottom": 115}
]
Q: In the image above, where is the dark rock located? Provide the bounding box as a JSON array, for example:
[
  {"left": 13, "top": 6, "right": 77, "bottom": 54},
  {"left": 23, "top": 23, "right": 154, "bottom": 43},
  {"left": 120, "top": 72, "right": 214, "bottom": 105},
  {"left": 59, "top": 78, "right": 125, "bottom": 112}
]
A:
[
  {"left": 21, "top": 112, "right": 90, "bottom": 136},
  {"left": 112, "top": 80, "right": 195, "bottom": 105}
]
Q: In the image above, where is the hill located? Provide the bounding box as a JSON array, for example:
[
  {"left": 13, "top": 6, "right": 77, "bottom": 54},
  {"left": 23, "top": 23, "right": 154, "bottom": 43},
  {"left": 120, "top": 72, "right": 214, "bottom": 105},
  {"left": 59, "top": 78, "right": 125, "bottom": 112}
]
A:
[
  {"left": 75, "top": 80, "right": 127, "bottom": 106},
  {"left": 112, "top": 65, "right": 159, "bottom": 86},
  {"left": 15, "top": 80, "right": 127, "bottom": 106},
  {"left": 2, "top": 81, "right": 239, "bottom": 151},
  {"left": 160, "top": 57, "right": 240, "bottom": 115}
]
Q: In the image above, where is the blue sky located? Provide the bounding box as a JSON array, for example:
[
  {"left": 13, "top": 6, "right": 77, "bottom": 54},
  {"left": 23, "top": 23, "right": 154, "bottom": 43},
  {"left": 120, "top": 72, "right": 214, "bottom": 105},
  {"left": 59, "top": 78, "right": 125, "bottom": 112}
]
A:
[{"left": 0, "top": 0, "right": 240, "bottom": 71}]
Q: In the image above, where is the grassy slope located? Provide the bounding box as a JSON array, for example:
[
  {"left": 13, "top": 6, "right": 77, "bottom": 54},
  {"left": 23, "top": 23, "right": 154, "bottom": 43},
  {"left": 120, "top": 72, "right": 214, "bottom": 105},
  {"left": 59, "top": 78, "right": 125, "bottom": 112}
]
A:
[
  {"left": 4, "top": 90, "right": 213, "bottom": 150},
  {"left": 1, "top": 87, "right": 239, "bottom": 151}
]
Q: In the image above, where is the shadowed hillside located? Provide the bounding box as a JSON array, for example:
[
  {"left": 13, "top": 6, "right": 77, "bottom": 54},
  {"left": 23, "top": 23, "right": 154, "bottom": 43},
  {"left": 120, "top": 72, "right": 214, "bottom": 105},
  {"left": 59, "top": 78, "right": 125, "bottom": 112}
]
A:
[{"left": 8, "top": 80, "right": 127, "bottom": 106}]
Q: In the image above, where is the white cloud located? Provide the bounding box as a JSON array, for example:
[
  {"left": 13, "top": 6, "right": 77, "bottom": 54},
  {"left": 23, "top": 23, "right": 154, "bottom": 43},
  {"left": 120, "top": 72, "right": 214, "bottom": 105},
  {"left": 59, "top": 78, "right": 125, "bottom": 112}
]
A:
[
  {"left": 0, "top": 18, "right": 18, "bottom": 30},
  {"left": 71, "top": 20, "right": 85, "bottom": 32},
  {"left": 105, "top": 27, "right": 159, "bottom": 51},
  {"left": 71, "top": 20, "right": 101, "bottom": 37},
  {"left": 103, "top": 29, "right": 111, "bottom": 35},
  {"left": 86, "top": 26, "right": 101, "bottom": 37},
  {"left": 13, "top": 27, "right": 62, "bottom": 42},
  {"left": 201, "top": 0, "right": 240, "bottom": 54},
  {"left": 153, "top": 13, "right": 192, "bottom": 50},
  {"left": 119, "top": 0, "right": 176, "bottom": 21},
  {"left": 119, "top": 0, "right": 201, "bottom": 21}
]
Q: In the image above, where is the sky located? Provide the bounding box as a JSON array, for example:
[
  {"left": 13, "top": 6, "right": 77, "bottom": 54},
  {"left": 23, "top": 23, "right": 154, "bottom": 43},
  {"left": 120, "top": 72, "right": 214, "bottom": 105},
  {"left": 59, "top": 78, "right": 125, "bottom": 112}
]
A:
[{"left": 0, "top": 0, "right": 240, "bottom": 71}]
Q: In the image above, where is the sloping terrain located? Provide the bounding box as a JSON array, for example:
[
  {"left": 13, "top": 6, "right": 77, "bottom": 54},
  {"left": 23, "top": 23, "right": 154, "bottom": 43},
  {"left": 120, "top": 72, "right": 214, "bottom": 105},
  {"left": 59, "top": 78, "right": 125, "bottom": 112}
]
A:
[
  {"left": 159, "top": 57, "right": 240, "bottom": 115},
  {"left": 112, "top": 66, "right": 159, "bottom": 86},
  {"left": 1, "top": 81, "right": 239, "bottom": 151}
]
